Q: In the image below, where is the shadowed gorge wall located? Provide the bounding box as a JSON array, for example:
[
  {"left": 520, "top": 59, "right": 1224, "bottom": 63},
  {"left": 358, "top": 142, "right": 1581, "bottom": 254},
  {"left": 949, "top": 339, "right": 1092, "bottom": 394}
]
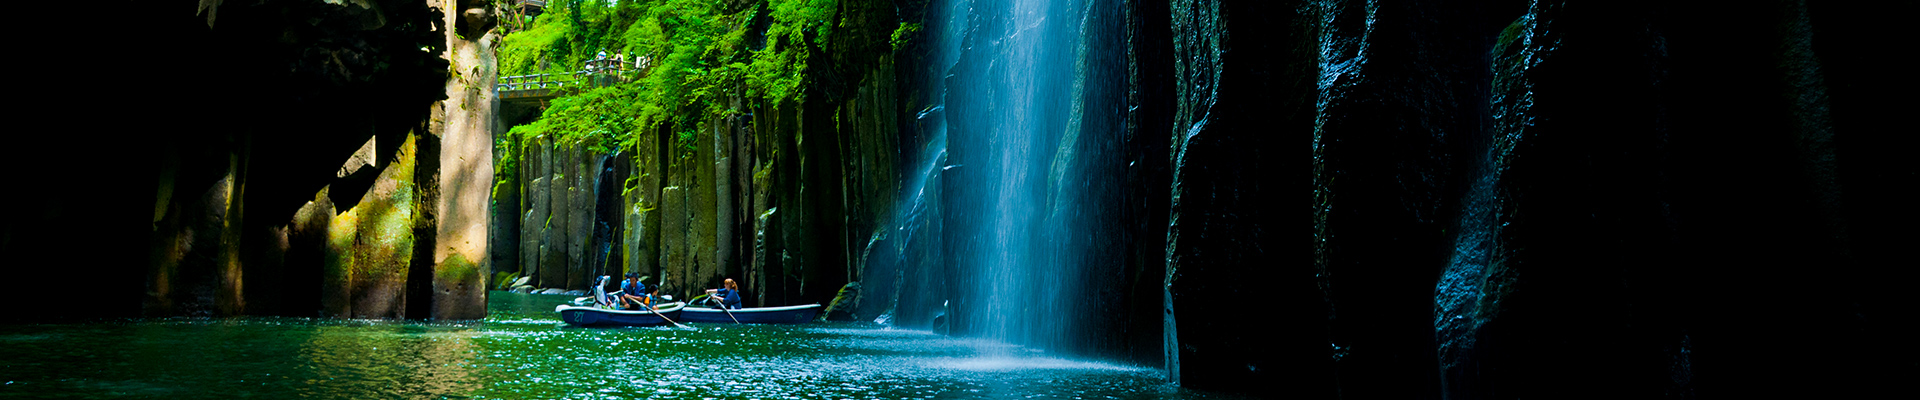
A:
[
  {"left": 2, "top": 1, "right": 1911, "bottom": 398},
  {"left": 1297, "top": 0, "right": 1916, "bottom": 398},
  {"left": 5, "top": 0, "right": 481, "bottom": 320}
]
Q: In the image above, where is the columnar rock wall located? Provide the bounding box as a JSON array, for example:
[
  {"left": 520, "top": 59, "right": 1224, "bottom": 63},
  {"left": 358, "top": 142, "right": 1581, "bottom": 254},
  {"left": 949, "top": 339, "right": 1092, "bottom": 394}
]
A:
[
  {"left": 329, "top": 134, "right": 420, "bottom": 319},
  {"left": 432, "top": 0, "right": 497, "bottom": 320},
  {"left": 1166, "top": 0, "right": 1914, "bottom": 397}
]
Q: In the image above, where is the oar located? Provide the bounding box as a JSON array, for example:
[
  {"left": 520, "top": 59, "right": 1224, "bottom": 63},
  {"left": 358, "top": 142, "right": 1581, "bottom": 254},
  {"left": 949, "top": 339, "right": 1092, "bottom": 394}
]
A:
[
  {"left": 642, "top": 302, "right": 692, "bottom": 330},
  {"left": 693, "top": 294, "right": 741, "bottom": 324},
  {"left": 717, "top": 302, "right": 741, "bottom": 324}
]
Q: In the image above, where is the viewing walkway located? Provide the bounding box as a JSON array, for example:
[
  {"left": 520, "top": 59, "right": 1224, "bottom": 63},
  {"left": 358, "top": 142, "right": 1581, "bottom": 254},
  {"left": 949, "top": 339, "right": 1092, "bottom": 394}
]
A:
[{"left": 497, "top": 57, "right": 646, "bottom": 105}]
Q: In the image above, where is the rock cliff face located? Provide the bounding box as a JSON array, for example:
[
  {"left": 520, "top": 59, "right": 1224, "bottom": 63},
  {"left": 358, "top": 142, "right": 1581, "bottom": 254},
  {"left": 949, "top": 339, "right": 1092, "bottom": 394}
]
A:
[
  {"left": 431, "top": 0, "right": 497, "bottom": 320},
  {"left": 489, "top": 0, "right": 905, "bottom": 311},
  {"left": 1156, "top": 0, "right": 1321, "bottom": 391},
  {"left": 7, "top": 0, "right": 1912, "bottom": 397},
  {"left": 329, "top": 134, "right": 421, "bottom": 319},
  {"left": 1182, "top": 0, "right": 1913, "bottom": 397},
  {"left": 3, "top": 0, "right": 500, "bottom": 321}
]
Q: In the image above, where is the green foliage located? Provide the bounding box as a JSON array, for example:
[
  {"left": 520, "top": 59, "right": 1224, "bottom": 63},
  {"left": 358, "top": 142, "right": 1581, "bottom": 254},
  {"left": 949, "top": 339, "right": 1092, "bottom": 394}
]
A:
[
  {"left": 499, "top": 0, "right": 648, "bottom": 77},
  {"left": 625, "top": 0, "right": 751, "bottom": 137},
  {"left": 890, "top": 22, "right": 921, "bottom": 51},
  {"left": 497, "top": 13, "right": 570, "bottom": 76},
  {"left": 507, "top": 83, "right": 642, "bottom": 153},
  {"left": 749, "top": 0, "right": 837, "bottom": 105},
  {"left": 498, "top": 0, "right": 843, "bottom": 180},
  {"left": 494, "top": 134, "right": 521, "bottom": 180}
]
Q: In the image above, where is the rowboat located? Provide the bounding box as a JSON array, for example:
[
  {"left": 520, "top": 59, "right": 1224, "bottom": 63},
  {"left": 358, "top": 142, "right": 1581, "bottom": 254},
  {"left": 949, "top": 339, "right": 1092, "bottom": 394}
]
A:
[
  {"left": 555, "top": 302, "right": 686, "bottom": 327},
  {"left": 679, "top": 303, "right": 823, "bottom": 324}
]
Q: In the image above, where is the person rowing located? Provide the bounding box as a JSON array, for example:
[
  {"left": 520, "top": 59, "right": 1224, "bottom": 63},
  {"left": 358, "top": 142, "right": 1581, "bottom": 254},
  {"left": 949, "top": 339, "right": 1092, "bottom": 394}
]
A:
[
  {"left": 704, "top": 278, "right": 743, "bottom": 310},
  {"left": 619, "top": 273, "right": 655, "bottom": 310}
]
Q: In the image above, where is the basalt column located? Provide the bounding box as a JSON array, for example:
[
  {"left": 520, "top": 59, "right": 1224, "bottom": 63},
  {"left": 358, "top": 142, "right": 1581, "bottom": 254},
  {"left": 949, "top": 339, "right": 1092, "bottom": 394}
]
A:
[
  {"left": 430, "top": 0, "right": 497, "bottom": 319},
  {"left": 542, "top": 140, "right": 571, "bottom": 289},
  {"left": 569, "top": 145, "right": 604, "bottom": 291}
]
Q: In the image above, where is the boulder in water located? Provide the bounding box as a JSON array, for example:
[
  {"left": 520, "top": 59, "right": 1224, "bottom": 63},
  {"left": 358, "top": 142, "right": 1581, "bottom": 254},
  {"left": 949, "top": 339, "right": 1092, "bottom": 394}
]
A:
[{"left": 821, "top": 282, "right": 862, "bottom": 321}]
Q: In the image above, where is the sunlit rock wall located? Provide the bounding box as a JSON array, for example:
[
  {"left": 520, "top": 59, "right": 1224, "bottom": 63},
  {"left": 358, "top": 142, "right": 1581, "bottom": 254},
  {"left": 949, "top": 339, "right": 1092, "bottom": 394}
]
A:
[
  {"left": 431, "top": 0, "right": 498, "bottom": 320},
  {"left": 329, "top": 134, "right": 420, "bottom": 319}
]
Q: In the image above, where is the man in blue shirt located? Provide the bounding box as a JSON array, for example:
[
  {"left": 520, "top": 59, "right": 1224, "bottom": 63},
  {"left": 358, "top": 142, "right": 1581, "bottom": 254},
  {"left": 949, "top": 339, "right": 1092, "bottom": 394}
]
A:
[{"left": 619, "top": 273, "right": 653, "bottom": 310}]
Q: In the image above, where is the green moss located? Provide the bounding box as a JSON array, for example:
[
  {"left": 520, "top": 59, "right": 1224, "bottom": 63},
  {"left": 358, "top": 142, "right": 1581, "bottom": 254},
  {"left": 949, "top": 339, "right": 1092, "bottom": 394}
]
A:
[
  {"left": 326, "top": 211, "right": 359, "bottom": 283},
  {"left": 348, "top": 133, "right": 418, "bottom": 302},
  {"left": 438, "top": 253, "right": 482, "bottom": 288},
  {"left": 325, "top": 202, "right": 360, "bottom": 316}
]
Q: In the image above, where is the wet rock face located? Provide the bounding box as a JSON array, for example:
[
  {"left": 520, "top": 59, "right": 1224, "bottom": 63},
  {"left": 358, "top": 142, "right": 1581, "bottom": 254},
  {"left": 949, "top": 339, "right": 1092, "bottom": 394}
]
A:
[
  {"left": 541, "top": 143, "right": 571, "bottom": 289},
  {"left": 1280, "top": 0, "right": 1915, "bottom": 398},
  {"left": 490, "top": 168, "right": 520, "bottom": 279},
  {"left": 590, "top": 153, "right": 630, "bottom": 282},
  {"left": 452, "top": 0, "right": 496, "bottom": 40},
  {"left": 1161, "top": 0, "right": 1323, "bottom": 393},
  {"left": 521, "top": 175, "right": 549, "bottom": 285},
  {"left": 568, "top": 149, "right": 602, "bottom": 291}
]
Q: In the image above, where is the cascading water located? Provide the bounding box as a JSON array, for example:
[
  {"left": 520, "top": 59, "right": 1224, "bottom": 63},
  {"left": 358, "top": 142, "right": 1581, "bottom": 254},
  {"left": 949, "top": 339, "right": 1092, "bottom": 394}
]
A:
[
  {"left": 934, "top": 0, "right": 1126, "bottom": 354},
  {"left": 942, "top": 0, "right": 1065, "bottom": 349},
  {"left": 879, "top": 125, "right": 946, "bottom": 327}
]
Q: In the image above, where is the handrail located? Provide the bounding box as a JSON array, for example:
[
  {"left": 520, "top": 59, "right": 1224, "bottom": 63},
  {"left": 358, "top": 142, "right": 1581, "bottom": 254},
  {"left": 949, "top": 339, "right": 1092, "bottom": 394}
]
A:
[{"left": 497, "top": 56, "right": 647, "bottom": 93}]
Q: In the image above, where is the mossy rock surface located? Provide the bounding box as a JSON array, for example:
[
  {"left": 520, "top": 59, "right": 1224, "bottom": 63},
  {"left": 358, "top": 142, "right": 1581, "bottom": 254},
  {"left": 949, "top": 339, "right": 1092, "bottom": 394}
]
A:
[
  {"left": 433, "top": 252, "right": 487, "bottom": 319},
  {"left": 323, "top": 133, "right": 420, "bottom": 319}
]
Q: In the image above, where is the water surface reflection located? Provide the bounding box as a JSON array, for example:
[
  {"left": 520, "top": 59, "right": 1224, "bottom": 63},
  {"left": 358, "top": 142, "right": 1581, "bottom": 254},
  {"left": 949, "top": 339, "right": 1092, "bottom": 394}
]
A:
[{"left": 0, "top": 292, "right": 1237, "bottom": 399}]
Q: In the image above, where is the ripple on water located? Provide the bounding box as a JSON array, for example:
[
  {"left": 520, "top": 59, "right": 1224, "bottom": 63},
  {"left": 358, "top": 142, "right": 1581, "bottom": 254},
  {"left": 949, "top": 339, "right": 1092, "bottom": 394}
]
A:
[{"left": 0, "top": 295, "right": 1224, "bottom": 400}]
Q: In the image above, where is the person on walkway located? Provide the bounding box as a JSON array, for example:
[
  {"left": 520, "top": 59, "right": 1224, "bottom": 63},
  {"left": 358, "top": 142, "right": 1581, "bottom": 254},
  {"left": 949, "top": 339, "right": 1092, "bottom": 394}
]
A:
[
  {"left": 705, "top": 278, "right": 743, "bottom": 310},
  {"left": 620, "top": 273, "right": 653, "bottom": 310}
]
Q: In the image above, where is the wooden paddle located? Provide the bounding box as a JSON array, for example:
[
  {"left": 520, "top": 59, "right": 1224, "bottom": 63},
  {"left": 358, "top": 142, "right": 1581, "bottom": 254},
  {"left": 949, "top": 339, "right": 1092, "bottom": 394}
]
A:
[
  {"left": 645, "top": 302, "right": 692, "bottom": 329},
  {"left": 717, "top": 303, "right": 741, "bottom": 324},
  {"left": 692, "top": 294, "right": 742, "bottom": 324}
]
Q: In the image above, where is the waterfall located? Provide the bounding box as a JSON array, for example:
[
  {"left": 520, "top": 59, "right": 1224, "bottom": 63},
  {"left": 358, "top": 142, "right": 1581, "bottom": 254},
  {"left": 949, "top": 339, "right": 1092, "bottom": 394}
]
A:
[{"left": 933, "top": 0, "right": 1125, "bottom": 354}]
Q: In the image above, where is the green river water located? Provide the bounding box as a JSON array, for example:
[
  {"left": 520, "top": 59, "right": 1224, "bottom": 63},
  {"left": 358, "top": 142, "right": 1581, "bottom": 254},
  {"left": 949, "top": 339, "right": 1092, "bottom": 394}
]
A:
[{"left": 0, "top": 292, "right": 1232, "bottom": 399}]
